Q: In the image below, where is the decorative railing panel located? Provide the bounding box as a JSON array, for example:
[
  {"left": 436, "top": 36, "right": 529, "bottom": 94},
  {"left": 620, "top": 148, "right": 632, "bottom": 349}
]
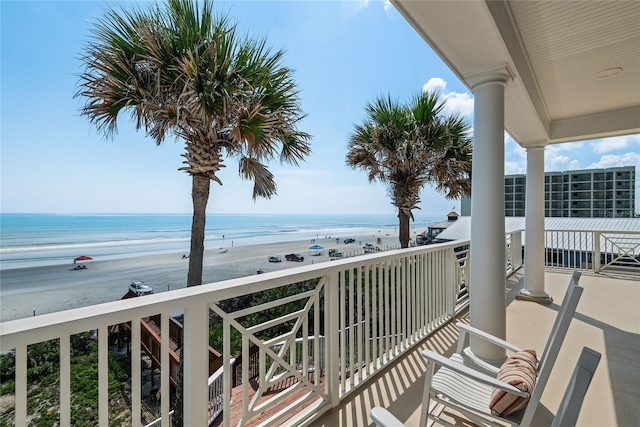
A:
[
  {"left": 597, "top": 232, "right": 640, "bottom": 272},
  {"left": 544, "top": 229, "right": 640, "bottom": 274}
]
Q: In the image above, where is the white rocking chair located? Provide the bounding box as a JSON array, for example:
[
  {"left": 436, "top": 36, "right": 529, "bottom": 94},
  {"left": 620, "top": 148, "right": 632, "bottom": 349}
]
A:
[
  {"left": 372, "top": 270, "right": 585, "bottom": 427},
  {"left": 371, "top": 346, "right": 599, "bottom": 427}
]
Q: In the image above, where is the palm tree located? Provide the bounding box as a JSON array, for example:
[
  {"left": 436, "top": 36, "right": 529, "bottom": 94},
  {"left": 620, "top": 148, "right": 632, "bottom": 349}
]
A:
[
  {"left": 347, "top": 91, "right": 472, "bottom": 248},
  {"left": 77, "top": 0, "right": 311, "bottom": 287}
]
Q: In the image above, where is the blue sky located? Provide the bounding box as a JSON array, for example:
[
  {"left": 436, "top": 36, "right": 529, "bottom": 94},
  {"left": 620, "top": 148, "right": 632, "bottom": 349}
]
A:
[{"left": 1, "top": 0, "right": 638, "bottom": 218}]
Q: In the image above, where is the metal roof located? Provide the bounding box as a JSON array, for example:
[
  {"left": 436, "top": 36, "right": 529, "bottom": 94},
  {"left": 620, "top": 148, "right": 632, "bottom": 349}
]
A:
[
  {"left": 436, "top": 217, "right": 640, "bottom": 253},
  {"left": 437, "top": 217, "right": 639, "bottom": 242},
  {"left": 427, "top": 220, "right": 455, "bottom": 230}
]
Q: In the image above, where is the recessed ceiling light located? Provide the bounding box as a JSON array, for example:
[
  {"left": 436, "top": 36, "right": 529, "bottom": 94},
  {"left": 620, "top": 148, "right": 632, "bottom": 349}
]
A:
[{"left": 595, "top": 67, "right": 623, "bottom": 78}]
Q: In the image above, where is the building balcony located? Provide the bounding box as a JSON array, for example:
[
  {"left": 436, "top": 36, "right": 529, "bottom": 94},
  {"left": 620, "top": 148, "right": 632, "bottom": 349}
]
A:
[{"left": 1, "top": 229, "right": 639, "bottom": 427}]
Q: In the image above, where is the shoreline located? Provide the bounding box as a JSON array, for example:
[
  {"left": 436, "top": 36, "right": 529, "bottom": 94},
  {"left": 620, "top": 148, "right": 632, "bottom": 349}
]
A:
[
  {"left": 0, "top": 230, "right": 401, "bottom": 322},
  {"left": 0, "top": 224, "right": 405, "bottom": 271}
]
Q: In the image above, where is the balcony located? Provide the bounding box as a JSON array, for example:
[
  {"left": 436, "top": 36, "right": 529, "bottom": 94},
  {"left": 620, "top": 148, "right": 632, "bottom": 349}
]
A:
[
  {"left": 311, "top": 270, "right": 639, "bottom": 427},
  {"left": 1, "top": 230, "right": 639, "bottom": 427},
  {"left": 615, "top": 182, "right": 631, "bottom": 190}
]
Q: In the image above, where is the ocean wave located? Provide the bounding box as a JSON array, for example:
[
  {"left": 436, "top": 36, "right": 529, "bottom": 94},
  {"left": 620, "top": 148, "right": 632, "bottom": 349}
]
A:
[{"left": 0, "top": 236, "right": 192, "bottom": 253}]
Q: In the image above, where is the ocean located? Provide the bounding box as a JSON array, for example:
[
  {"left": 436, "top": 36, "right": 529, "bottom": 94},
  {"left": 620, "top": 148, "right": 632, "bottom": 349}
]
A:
[{"left": 0, "top": 213, "right": 441, "bottom": 270}]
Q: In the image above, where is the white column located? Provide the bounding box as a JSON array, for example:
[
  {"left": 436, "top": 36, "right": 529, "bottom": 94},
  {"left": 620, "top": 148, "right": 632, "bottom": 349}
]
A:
[
  {"left": 469, "top": 68, "right": 510, "bottom": 363},
  {"left": 518, "top": 146, "right": 552, "bottom": 302}
]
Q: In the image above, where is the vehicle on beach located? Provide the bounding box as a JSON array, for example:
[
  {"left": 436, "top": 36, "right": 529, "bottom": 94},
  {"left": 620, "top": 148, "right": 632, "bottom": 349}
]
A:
[
  {"left": 129, "top": 281, "right": 153, "bottom": 296},
  {"left": 268, "top": 255, "right": 282, "bottom": 263},
  {"left": 344, "top": 238, "right": 355, "bottom": 244},
  {"left": 363, "top": 243, "right": 379, "bottom": 253},
  {"left": 285, "top": 253, "right": 304, "bottom": 262},
  {"left": 329, "top": 249, "right": 343, "bottom": 260}
]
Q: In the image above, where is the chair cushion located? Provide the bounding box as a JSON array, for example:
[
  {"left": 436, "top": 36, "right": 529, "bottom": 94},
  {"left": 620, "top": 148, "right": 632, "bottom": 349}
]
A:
[{"left": 489, "top": 349, "right": 538, "bottom": 417}]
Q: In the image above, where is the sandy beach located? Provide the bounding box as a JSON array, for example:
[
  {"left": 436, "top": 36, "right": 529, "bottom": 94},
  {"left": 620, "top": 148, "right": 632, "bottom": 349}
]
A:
[{"left": 0, "top": 231, "right": 400, "bottom": 322}]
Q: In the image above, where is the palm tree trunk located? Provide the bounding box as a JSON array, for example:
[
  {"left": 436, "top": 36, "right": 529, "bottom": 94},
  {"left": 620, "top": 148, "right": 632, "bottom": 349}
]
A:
[
  {"left": 187, "top": 174, "right": 210, "bottom": 287},
  {"left": 398, "top": 210, "right": 410, "bottom": 249}
]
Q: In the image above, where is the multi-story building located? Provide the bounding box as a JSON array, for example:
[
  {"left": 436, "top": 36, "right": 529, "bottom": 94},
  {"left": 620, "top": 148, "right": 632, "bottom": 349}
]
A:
[
  {"left": 542, "top": 167, "right": 636, "bottom": 218},
  {"left": 462, "top": 166, "right": 636, "bottom": 218}
]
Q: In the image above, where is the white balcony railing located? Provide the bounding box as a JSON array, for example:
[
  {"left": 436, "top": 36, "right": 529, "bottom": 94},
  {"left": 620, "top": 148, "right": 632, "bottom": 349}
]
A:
[
  {"left": 544, "top": 229, "right": 640, "bottom": 273},
  {"left": 0, "top": 233, "right": 524, "bottom": 427}
]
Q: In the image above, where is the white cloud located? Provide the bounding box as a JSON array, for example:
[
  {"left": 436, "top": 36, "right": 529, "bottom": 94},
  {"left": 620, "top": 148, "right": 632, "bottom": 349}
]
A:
[
  {"left": 544, "top": 141, "right": 587, "bottom": 171},
  {"left": 422, "top": 77, "right": 474, "bottom": 118},
  {"left": 590, "top": 134, "right": 640, "bottom": 154},
  {"left": 546, "top": 140, "right": 584, "bottom": 153},
  {"left": 568, "top": 159, "right": 581, "bottom": 169},
  {"left": 383, "top": 0, "right": 392, "bottom": 11},
  {"left": 585, "top": 151, "right": 640, "bottom": 170},
  {"left": 423, "top": 77, "right": 447, "bottom": 93},
  {"left": 545, "top": 153, "right": 572, "bottom": 171},
  {"left": 505, "top": 161, "right": 525, "bottom": 175},
  {"left": 442, "top": 92, "right": 474, "bottom": 118}
]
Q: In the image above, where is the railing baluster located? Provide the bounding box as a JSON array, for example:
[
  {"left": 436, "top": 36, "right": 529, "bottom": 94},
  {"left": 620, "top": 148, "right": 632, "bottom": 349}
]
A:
[
  {"left": 339, "top": 270, "right": 346, "bottom": 393},
  {"left": 98, "top": 325, "right": 108, "bottom": 427},
  {"left": 402, "top": 255, "right": 407, "bottom": 349},
  {"left": 384, "top": 260, "right": 390, "bottom": 362},
  {"left": 356, "top": 266, "right": 363, "bottom": 382},
  {"left": 441, "top": 251, "right": 446, "bottom": 321},
  {"left": 390, "top": 258, "right": 402, "bottom": 357},
  {"left": 435, "top": 251, "right": 439, "bottom": 321},
  {"left": 364, "top": 264, "right": 370, "bottom": 378},
  {"left": 371, "top": 262, "right": 378, "bottom": 370},
  {"left": 15, "top": 344, "right": 27, "bottom": 426},
  {"left": 327, "top": 270, "right": 340, "bottom": 404},
  {"left": 132, "top": 318, "right": 141, "bottom": 427},
  {"left": 302, "top": 311, "right": 308, "bottom": 380},
  {"left": 242, "top": 335, "right": 249, "bottom": 421},
  {"left": 259, "top": 341, "right": 265, "bottom": 391},
  {"left": 222, "top": 314, "right": 231, "bottom": 427},
  {"left": 60, "top": 335, "right": 70, "bottom": 426},
  {"left": 594, "top": 231, "right": 600, "bottom": 272},
  {"left": 446, "top": 249, "right": 455, "bottom": 318},
  {"left": 290, "top": 327, "right": 296, "bottom": 381},
  {"left": 414, "top": 255, "right": 419, "bottom": 340},
  {"left": 432, "top": 252, "right": 438, "bottom": 324},
  {"left": 314, "top": 284, "right": 320, "bottom": 385},
  {"left": 398, "top": 257, "right": 403, "bottom": 350},
  {"left": 419, "top": 253, "right": 426, "bottom": 335},
  {"left": 377, "top": 261, "right": 383, "bottom": 363},
  {"left": 434, "top": 252, "right": 439, "bottom": 327},
  {"left": 161, "top": 313, "right": 169, "bottom": 427},
  {"left": 349, "top": 267, "right": 355, "bottom": 388}
]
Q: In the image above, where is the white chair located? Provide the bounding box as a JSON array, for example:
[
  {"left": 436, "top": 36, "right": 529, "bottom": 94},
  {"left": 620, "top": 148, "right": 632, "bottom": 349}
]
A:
[
  {"left": 372, "top": 270, "right": 584, "bottom": 427},
  {"left": 371, "top": 346, "right": 600, "bottom": 427},
  {"left": 550, "top": 346, "right": 600, "bottom": 427}
]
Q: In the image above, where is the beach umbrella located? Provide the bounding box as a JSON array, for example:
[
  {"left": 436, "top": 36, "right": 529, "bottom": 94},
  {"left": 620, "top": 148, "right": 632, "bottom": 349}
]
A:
[
  {"left": 74, "top": 255, "right": 93, "bottom": 262},
  {"left": 309, "top": 244, "right": 324, "bottom": 256}
]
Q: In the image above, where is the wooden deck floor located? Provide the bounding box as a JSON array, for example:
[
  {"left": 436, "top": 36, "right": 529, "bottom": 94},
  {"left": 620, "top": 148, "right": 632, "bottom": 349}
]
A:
[{"left": 210, "top": 371, "right": 326, "bottom": 427}]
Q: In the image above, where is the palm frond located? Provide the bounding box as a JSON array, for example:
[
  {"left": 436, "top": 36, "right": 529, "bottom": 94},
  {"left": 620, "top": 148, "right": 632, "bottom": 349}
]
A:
[
  {"left": 238, "top": 156, "right": 277, "bottom": 200},
  {"left": 347, "top": 90, "right": 473, "bottom": 220},
  {"left": 77, "top": 0, "right": 310, "bottom": 198}
]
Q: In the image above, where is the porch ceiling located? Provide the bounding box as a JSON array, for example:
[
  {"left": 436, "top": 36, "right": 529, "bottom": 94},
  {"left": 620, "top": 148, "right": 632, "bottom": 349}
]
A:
[{"left": 391, "top": 0, "right": 640, "bottom": 147}]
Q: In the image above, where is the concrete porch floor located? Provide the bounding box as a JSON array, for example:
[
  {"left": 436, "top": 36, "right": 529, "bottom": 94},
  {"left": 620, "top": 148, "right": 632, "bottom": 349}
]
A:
[{"left": 310, "top": 269, "right": 640, "bottom": 426}]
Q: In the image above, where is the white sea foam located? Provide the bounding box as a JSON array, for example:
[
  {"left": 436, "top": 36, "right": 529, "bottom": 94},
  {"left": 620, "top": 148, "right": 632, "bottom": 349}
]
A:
[{"left": 0, "top": 213, "right": 440, "bottom": 270}]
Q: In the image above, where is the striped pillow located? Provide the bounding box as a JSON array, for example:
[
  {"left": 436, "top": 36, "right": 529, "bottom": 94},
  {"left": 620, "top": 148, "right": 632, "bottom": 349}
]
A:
[{"left": 489, "top": 349, "right": 538, "bottom": 417}]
